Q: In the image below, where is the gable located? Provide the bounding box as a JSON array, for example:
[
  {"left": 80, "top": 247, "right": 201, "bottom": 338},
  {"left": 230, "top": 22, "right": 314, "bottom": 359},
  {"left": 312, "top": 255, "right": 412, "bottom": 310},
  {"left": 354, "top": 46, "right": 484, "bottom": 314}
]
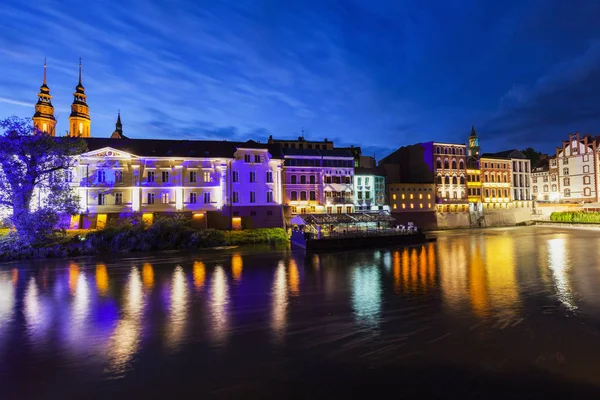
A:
[{"left": 80, "top": 147, "right": 136, "bottom": 159}]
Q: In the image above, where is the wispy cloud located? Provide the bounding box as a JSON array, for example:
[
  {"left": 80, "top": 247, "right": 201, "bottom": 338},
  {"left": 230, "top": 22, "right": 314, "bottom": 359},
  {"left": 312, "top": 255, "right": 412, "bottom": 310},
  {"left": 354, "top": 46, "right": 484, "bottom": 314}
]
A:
[{"left": 0, "top": 97, "right": 31, "bottom": 107}]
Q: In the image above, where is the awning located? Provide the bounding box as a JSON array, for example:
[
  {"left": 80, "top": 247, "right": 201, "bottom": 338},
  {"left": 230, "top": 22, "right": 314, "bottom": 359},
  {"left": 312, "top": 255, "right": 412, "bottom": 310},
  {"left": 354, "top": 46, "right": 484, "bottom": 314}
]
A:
[{"left": 290, "top": 212, "right": 395, "bottom": 226}]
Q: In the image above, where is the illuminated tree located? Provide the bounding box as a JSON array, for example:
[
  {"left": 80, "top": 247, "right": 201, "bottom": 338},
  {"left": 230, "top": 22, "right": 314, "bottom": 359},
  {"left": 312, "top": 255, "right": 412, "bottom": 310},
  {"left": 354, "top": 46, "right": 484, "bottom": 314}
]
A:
[{"left": 0, "top": 116, "right": 87, "bottom": 243}]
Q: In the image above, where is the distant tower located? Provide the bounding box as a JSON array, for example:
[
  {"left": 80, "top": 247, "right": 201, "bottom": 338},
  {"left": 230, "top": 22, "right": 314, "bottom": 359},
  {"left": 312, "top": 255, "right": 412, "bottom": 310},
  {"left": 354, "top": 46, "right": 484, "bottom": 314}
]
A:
[
  {"left": 468, "top": 125, "right": 480, "bottom": 158},
  {"left": 32, "top": 59, "right": 56, "bottom": 135},
  {"left": 69, "top": 58, "right": 91, "bottom": 137},
  {"left": 110, "top": 111, "right": 127, "bottom": 139}
]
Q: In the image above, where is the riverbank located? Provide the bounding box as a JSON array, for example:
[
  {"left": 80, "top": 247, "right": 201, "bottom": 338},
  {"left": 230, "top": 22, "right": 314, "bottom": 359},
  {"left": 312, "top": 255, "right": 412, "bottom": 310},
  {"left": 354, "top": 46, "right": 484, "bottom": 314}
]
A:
[
  {"left": 533, "top": 220, "right": 600, "bottom": 230},
  {"left": 0, "top": 225, "right": 288, "bottom": 262}
]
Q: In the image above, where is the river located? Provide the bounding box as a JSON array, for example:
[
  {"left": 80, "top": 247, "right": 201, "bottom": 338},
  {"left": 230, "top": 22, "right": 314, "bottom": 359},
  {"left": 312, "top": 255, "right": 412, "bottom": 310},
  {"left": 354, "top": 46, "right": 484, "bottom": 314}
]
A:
[{"left": 1, "top": 226, "right": 600, "bottom": 399}]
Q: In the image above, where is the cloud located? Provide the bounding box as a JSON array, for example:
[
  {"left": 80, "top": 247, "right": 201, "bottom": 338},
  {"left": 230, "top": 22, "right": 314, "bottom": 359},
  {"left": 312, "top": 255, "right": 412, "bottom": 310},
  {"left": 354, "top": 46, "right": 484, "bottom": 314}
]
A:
[{"left": 0, "top": 97, "right": 31, "bottom": 107}]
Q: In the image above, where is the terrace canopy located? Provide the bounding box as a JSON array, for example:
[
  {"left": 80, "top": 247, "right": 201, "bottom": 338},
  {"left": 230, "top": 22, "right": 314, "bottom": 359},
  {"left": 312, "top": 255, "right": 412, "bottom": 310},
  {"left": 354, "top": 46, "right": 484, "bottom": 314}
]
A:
[{"left": 290, "top": 212, "right": 395, "bottom": 234}]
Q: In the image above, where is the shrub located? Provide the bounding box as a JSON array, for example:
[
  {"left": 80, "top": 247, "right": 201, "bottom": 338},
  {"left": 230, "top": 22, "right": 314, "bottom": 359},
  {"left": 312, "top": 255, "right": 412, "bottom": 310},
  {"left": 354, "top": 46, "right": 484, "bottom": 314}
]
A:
[{"left": 550, "top": 211, "right": 600, "bottom": 223}]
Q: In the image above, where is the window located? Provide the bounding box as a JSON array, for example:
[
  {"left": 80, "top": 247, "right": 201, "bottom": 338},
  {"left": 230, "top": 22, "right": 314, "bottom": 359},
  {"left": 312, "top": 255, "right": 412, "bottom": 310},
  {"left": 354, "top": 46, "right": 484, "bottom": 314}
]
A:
[
  {"left": 392, "top": 194, "right": 397, "bottom": 200},
  {"left": 532, "top": 177, "right": 537, "bottom": 184},
  {"left": 436, "top": 160, "right": 442, "bottom": 169},
  {"left": 300, "top": 175, "right": 307, "bottom": 184},
  {"left": 563, "top": 157, "right": 569, "bottom": 165},
  {"left": 232, "top": 171, "right": 239, "bottom": 182},
  {"left": 291, "top": 175, "right": 297, "bottom": 184},
  {"left": 97, "top": 170, "right": 106, "bottom": 183},
  {"left": 533, "top": 186, "right": 538, "bottom": 193},
  {"left": 452, "top": 177, "right": 457, "bottom": 185},
  {"left": 266, "top": 171, "right": 273, "bottom": 183},
  {"left": 410, "top": 194, "right": 414, "bottom": 199},
  {"left": 115, "top": 192, "right": 123, "bottom": 205},
  {"left": 65, "top": 170, "right": 73, "bottom": 183},
  {"left": 444, "top": 160, "right": 449, "bottom": 169},
  {"left": 365, "top": 177, "right": 370, "bottom": 186},
  {"left": 161, "top": 193, "right": 169, "bottom": 204},
  {"left": 300, "top": 191, "right": 307, "bottom": 201},
  {"left": 203, "top": 192, "right": 211, "bottom": 204},
  {"left": 326, "top": 206, "right": 333, "bottom": 214},
  {"left": 459, "top": 160, "right": 464, "bottom": 169},
  {"left": 266, "top": 191, "right": 274, "bottom": 203},
  {"left": 249, "top": 171, "right": 256, "bottom": 183},
  {"left": 162, "top": 171, "right": 169, "bottom": 183},
  {"left": 564, "top": 178, "right": 570, "bottom": 186},
  {"left": 254, "top": 154, "right": 261, "bottom": 163},
  {"left": 204, "top": 172, "right": 212, "bottom": 182},
  {"left": 584, "top": 176, "right": 591, "bottom": 184},
  {"left": 564, "top": 189, "right": 571, "bottom": 197},
  {"left": 244, "top": 154, "right": 251, "bottom": 162},
  {"left": 551, "top": 159, "right": 557, "bottom": 167},
  {"left": 583, "top": 154, "right": 590, "bottom": 162},
  {"left": 393, "top": 204, "right": 397, "bottom": 210},
  {"left": 427, "top": 194, "right": 431, "bottom": 200},
  {"left": 485, "top": 189, "right": 489, "bottom": 197},
  {"left": 543, "top": 185, "right": 548, "bottom": 193},
  {"left": 584, "top": 187, "right": 591, "bottom": 196},
  {"left": 232, "top": 192, "right": 239, "bottom": 203},
  {"left": 563, "top": 168, "right": 569, "bottom": 176},
  {"left": 445, "top": 176, "right": 450, "bottom": 184},
  {"left": 337, "top": 206, "right": 343, "bottom": 213},
  {"left": 250, "top": 191, "right": 256, "bottom": 203},
  {"left": 190, "top": 192, "right": 197, "bottom": 204},
  {"left": 309, "top": 175, "right": 316, "bottom": 184},
  {"left": 190, "top": 171, "right": 197, "bottom": 183},
  {"left": 147, "top": 193, "right": 155, "bottom": 204},
  {"left": 346, "top": 206, "right": 352, "bottom": 213},
  {"left": 584, "top": 165, "right": 590, "bottom": 173},
  {"left": 452, "top": 160, "right": 457, "bottom": 169},
  {"left": 98, "top": 193, "right": 105, "bottom": 205},
  {"left": 437, "top": 176, "right": 442, "bottom": 184},
  {"left": 552, "top": 175, "right": 557, "bottom": 182},
  {"left": 115, "top": 170, "right": 123, "bottom": 183},
  {"left": 552, "top": 184, "right": 557, "bottom": 192},
  {"left": 309, "top": 191, "right": 316, "bottom": 201},
  {"left": 250, "top": 211, "right": 257, "bottom": 216}
]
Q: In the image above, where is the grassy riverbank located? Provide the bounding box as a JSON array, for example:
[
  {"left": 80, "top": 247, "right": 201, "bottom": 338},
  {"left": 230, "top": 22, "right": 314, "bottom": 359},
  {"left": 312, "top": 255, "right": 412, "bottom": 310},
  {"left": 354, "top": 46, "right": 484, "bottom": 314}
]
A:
[{"left": 0, "top": 218, "right": 288, "bottom": 262}]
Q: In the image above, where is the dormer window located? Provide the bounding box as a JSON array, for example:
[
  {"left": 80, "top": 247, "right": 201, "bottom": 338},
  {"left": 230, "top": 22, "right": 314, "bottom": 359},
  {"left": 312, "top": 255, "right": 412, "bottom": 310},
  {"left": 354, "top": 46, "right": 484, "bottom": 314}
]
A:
[{"left": 244, "top": 154, "right": 251, "bottom": 162}]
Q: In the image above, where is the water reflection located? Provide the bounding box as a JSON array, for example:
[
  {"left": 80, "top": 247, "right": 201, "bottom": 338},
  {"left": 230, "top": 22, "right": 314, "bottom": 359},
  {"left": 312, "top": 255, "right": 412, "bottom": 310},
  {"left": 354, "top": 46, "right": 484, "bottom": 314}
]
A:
[
  {"left": 167, "top": 266, "right": 188, "bottom": 350},
  {"left": 0, "top": 271, "right": 14, "bottom": 330},
  {"left": 210, "top": 266, "right": 229, "bottom": 346},
  {"left": 231, "top": 254, "right": 243, "bottom": 283},
  {"left": 351, "top": 266, "right": 382, "bottom": 331},
  {"left": 193, "top": 261, "right": 206, "bottom": 290},
  {"left": 288, "top": 259, "right": 300, "bottom": 296},
  {"left": 24, "top": 277, "right": 50, "bottom": 345},
  {"left": 271, "top": 261, "right": 288, "bottom": 342},
  {"left": 96, "top": 263, "right": 109, "bottom": 296},
  {"left": 68, "top": 265, "right": 90, "bottom": 350},
  {"left": 107, "top": 267, "right": 144, "bottom": 375},
  {"left": 547, "top": 238, "right": 577, "bottom": 311},
  {"left": 485, "top": 235, "right": 520, "bottom": 315},
  {"left": 142, "top": 263, "right": 154, "bottom": 290}
]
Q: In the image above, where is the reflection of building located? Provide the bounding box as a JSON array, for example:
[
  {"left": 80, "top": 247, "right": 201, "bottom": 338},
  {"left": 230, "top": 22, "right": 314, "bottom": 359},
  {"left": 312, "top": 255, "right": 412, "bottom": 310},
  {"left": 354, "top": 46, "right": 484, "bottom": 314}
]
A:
[
  {"left": 354, "top": 167, "right": 388, "bottom": 212},
  {"left": 388, "top": 183, "right": 435, "bottom": 212}
]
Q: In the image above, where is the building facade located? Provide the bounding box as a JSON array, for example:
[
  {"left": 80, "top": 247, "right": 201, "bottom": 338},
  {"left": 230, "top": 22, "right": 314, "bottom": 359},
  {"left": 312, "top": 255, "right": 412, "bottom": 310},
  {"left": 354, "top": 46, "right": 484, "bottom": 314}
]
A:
[
  {"left": 354, "top": 167, "right": 388, "bottom": 212},
  {"left": 32, "top": 60, "right": 56, "bottom": 135},
  {"left": 556, "top": 133, "right": 598, "bottom": 203},
  {"left": 388, "top": 183, "right": 436, "bottom": 212},
  {"left": 433, "top": 142, "right": 468, "bottom": 212},
  {"left": 480, "top": 155, "right": 512, "bottom": 209}
]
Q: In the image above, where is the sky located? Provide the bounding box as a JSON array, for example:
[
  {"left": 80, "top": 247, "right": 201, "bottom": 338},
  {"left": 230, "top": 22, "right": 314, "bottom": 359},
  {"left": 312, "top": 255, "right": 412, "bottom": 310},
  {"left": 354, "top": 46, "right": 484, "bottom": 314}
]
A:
[{"left": 1, "top": 0, "right": 599, "bottom": 159}]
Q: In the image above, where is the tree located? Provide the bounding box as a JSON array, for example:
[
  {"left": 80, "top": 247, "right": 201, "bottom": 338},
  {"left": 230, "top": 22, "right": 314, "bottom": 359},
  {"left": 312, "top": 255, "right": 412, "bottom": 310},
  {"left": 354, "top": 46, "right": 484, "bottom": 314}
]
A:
[
  {"left": 0, "top": 116, "right": 87, "bottom": 243},
  {"left": 521, "top": 147, "right": 543, "bottom": 167}
]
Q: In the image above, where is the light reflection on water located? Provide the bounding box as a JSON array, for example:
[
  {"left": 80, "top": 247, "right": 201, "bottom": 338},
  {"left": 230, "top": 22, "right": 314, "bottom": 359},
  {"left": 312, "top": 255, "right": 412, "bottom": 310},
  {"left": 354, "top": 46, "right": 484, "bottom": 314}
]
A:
[{"left": 1, "top": 227, "right": 600, "bottom": 393}]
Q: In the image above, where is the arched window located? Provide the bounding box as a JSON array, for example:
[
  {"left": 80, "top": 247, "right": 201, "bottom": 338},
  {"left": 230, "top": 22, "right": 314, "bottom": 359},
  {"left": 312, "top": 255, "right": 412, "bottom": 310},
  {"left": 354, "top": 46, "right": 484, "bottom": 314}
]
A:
[
  {"left": 504, "top": 189, "right": 508, "bottom": 197},
  {"left": 436, "top": 146, "right": 441, "bottom": 154},
  {"left": 452, "top": 148, "right": 456, "bottom": 155},
  {"left": 563, "top": 168, "right": 569, "bottom": 175},
  {"left": 492, "top": 189, "right": 496, "bottom": 197},
  {"left": 444, "top": 159, "right": 449, "bottom": 169},
  {"left": 444, "top": 148, "right": 448, "bottom": 154},
  {"left": 452, "top": 176, "right": 457, "bottom": 184},
  {"left": 291, "top": 175, "right": 297, "bottom": 184},
  {"left": 485, "top": 189, "right": 489, "bottom": 197},
  {"left": 300, "top": 175, "right": 307, "bottom": 184},
  {"left": 452, "top": 160, "right": 457, "bottom": 169},
  {"left": 436, "top": 159, "right": 442, "bottom": 169},
  {"left": 300, "top": 191, "right": 307, "bottom": 201},
  {"left": 491, "top": 174, "right": 495, "bottom": 183},
  {"left": 309, "top": 175, "right": 316, "bottom": 184},
  {"left": 291, "top": 191, "right": 298, "bottom": 201},
  {"left": 583, "top": 165, "right": 590, "bottom": 173},
  {"left": 437, "top": 175, "right": 442, "bottom": 184},
  {"left": 460, "top": 176, "right": 465, "bottom": 184},
  {"left": 445, "top": 176, "right": 450, "bottom": 184},
  {"left": 543, "top": 185, "right": 548, "bottom": 192},
  {"left": 484, "top": 173, "right": 489, "bottom": 182},
  {"left": 459, "top": 160, "right": 464, "bottom": 169}
]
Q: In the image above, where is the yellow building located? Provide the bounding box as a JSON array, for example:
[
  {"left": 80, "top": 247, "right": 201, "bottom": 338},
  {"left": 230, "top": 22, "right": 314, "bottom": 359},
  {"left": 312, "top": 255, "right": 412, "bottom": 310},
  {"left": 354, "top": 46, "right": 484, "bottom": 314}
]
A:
[
  {"left": 69, "top": 59, "right": 91, "bottom": 137},
  {"left": 32, "top": 59, "right": 56, "bottom": 135},
  {"left": 388, "top": 183, "right": 435, "bottom": 212}
]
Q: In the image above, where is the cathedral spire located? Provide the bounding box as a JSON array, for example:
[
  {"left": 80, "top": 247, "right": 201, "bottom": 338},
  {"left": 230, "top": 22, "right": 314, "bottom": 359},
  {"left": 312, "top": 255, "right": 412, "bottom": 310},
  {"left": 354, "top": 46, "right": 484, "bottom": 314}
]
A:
[
  {"left": 33, "top": 58, "right": 56, "bottom": 135},
  {"left": 469, "top": 125, "right": 477, "bottom": 138},
  {"left": 69, "top": 58, "right": 91, "bottom": 137},
  {"left": 110, "top": 111, "right": 127, "bottom": 139},
  {"left": 468, "top": 125, "right": 480, "bottom": 158}
]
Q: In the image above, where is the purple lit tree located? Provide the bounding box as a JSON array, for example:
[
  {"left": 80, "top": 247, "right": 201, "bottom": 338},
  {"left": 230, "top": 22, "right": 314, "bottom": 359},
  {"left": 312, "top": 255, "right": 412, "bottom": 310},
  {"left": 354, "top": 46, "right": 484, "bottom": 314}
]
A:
[{"left": 0, "top": 116, "right": 87, "bottom": 243}]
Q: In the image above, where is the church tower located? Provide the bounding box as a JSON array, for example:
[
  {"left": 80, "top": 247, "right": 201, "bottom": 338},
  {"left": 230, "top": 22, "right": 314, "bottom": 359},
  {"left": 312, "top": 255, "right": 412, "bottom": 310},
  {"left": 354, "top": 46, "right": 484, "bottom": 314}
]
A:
[
  {"left": 69, "top": 59, "right": 91, "bottom": 137},
  {"left": 110, "top": 112, "right": 127, "bottom": 139},
  {"left": 468, "top": 125, "right": 480, "bottom": 158},
  {"left": 32, "top": 59, "right": 56, "bottom": 135}
]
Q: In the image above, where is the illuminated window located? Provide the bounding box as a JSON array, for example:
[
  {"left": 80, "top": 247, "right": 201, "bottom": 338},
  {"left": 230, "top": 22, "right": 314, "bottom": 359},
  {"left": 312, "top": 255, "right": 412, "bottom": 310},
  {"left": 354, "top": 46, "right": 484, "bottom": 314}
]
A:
[
  {"left": 114, "top": 192, "right": 122, "bottom": 205},
  {"left": 250, "top": 191, "right": 256, "bottom": 203},
  {"left": 79, "top": 122, "right": 83, "bottom": 134},
  {"left": 232, "top": 191, "right": 239, "bottom": 203},
  {"left": 42, "top": 122, "right": 48, "bottom": 132},
  {"left": 402, "top": 204, "right": 406, "bottom": 209},
  {"left": 410, "top": 194, "right": 413, "bottom": 199},
  {"left": 162, "top": 171, "right": 169, "bottom": 183},
  {"left": 393, "top": 204, "right": 397, "bottom": 210},
  {"left": 115, "top": 170, "right": 123, "bottom": 183},
  {"left": 161, "top": 193, "right": 169, "bottom": 204},
  {"left": 392, "top": 194, "right": 397, "bottom": 200},
  {"left": 419, "top": 203, "right": 423, "bottom": 208},
  {"left": 402, "top": 194, "right": 405, "bottom": 199},
  {"left": 427, "top": 194, "right": 431, "bottom": 199},
  {"left": 190, "top": 192, "right": 197, "bottom": 204},
  {"left": 147, "top": 193, "right": 155, "bottom": 204},
  {"left": 98, "top": 193, "right": 105, "bottom": 205},
  {"left": 204, "top": 171, "right": 212, "bottom": 182},
  {"left": 291, "top": 206, "right": 297, "bottom": 213},
  {"left": 232, "top": 171, "right": 239, "bottom": 182},
  {"left": 203, "top": 192, "right": 211, "bottom": 204},
  {"left": 326, "top": 206, "right": 333, "bottom": 213},
  {"left": 410, "top": 203, "right": 414, "bottom": 209},
  {"left": 428, "top": 203, "right": 431, "bottom": 208},
  {"left": 419, "top": 194, "right": 423, "bottom": 199},
  {"left": 266, "top": 191, "right": 274, "bottom": 203}
]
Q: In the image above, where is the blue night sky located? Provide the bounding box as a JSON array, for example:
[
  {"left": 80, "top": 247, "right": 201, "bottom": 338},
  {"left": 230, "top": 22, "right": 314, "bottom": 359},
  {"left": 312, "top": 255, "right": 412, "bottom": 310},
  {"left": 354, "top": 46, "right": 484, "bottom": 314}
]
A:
[{"left": 1, "top": 0, "right": 600, "bottom": 159}]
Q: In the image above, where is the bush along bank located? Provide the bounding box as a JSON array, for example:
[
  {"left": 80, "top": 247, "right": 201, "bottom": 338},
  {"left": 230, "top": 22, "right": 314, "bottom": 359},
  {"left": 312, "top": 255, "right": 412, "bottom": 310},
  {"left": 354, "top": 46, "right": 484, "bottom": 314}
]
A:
[
  {"left": 549, "top": 211, "right": 600, "bottom": 223},
  {"left": 0, "top": 216, "right": 289, "bottom": 262}
]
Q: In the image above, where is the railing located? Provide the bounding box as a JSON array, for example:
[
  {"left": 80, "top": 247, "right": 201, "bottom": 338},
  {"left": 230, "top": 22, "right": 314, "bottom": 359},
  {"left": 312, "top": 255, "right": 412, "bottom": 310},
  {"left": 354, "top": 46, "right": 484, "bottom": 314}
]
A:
[{"left": 307, "top": 227, "right": 419, "bottom": 240}]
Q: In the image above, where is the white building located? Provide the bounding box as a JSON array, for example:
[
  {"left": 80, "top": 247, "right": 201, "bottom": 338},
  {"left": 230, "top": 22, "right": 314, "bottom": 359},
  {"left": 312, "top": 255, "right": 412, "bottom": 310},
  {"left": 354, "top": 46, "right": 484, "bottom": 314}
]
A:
[{"left": 556, "top": 133, "right": 598, "bottom": 203}]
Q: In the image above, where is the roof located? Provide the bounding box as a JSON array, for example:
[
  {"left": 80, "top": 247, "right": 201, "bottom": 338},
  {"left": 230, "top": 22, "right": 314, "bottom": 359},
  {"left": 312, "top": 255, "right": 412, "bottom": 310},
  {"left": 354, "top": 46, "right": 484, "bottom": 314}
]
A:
[
  {"left": 82, "top": 138, "right": 282, "bottom": 159},
  {"left": 355, "top": 166, "right": 387, "bottom": 176},
  {"left": 291, "top": 212, "right": 395, "bottom": 226},
  {"left": 282, "top": 148, "right": 354, "bottom": 158},
  {"left": 480, "top": 149, "right": 527, "bottom": 160}
]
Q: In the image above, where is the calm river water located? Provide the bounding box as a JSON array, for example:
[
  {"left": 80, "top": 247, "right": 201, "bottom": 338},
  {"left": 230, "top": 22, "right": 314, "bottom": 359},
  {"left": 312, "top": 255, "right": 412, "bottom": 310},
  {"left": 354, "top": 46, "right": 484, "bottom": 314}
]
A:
[{"left": 1, "top": 227, "right": 600, "bottom": 399}]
